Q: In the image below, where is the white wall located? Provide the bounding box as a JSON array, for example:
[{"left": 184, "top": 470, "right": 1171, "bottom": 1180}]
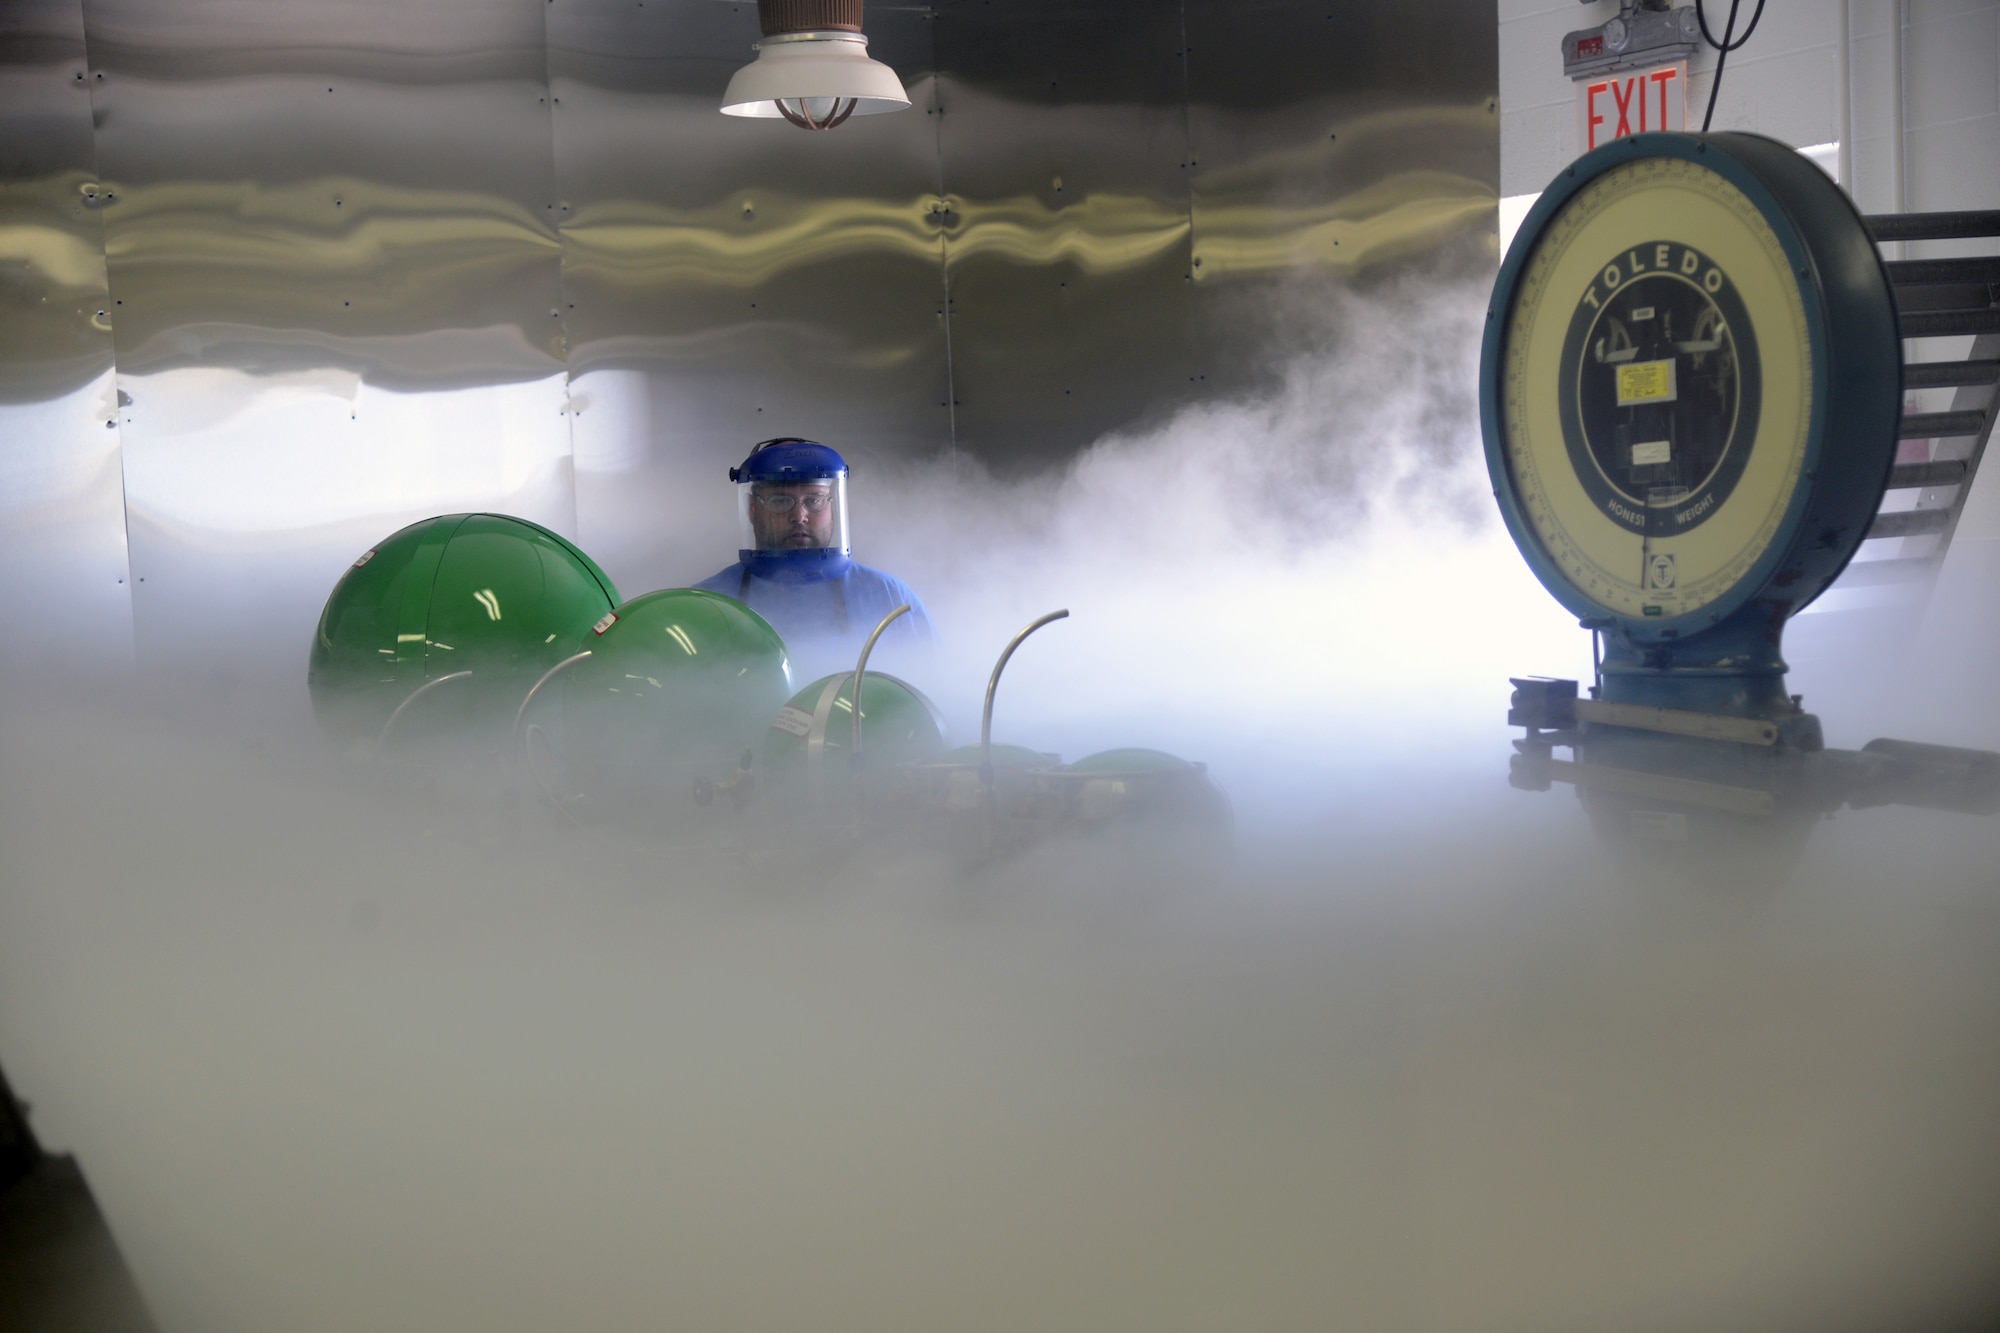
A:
[{"left": 1499, "top": 0, "right": 2000, "bottom": 213}]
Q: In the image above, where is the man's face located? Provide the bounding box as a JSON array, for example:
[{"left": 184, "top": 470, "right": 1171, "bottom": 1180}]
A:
[{"left": 750, "top": 481, "right": 836, "bottom": 549}]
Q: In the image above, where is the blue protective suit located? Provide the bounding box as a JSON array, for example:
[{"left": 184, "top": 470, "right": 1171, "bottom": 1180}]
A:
[{"left": 694, "top": 556, "right": 935, "bottom": 681}]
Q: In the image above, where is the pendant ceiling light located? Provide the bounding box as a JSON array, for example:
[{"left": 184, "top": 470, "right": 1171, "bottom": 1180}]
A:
[{"left": 720, "top": 0, "right": 911, "bottom": 130}]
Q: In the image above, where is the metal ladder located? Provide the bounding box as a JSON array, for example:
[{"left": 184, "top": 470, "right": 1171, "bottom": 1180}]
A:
[{"left": 1839, "top": 209, "right": 2000, "bottom": 587}]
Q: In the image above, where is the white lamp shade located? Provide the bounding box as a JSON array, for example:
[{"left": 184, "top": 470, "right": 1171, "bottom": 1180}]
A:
[{"left": 720, "top": 34, "right": 911, "bottom": 117}]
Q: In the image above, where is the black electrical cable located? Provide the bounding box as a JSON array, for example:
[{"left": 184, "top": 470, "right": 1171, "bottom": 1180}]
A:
[{"left": 1694, "top": 0, "right": 1768, "bottom": 133}]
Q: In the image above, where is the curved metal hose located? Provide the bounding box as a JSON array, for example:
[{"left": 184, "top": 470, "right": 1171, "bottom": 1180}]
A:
[
  {"left": 378, "top": 671, "right": 472, "bottom": 749},
  {"left": 508, "top": 650, "right": 594, "bottom": 802},
  {"left": 848, "top": 603, "right": 912, "bottom": 769},
  {"left": 980, "top": 610, "right": 1068, "bottom": 796}
]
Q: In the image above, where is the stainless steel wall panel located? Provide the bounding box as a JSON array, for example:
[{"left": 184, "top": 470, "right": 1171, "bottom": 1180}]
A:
[
  {"left": 933, "top": 0, "right": 1201, "bottom": 473},
  {"left": 0, "top": 0, "right": 115, "bottom": 402},
  {"left": 1182, "top": 0, "right": 1497, "bottom": 280},
  {"left": 547, "top": 0, "right": 951, "bottom": 590},
  {"left": 1183, "top": 105, "right": 1497, "bottom": 281},
  {"left": 76, "top": 0, "right": 577, "bottom": 681},
  {"left": 0, "top": 0, "right": 134, "bottom": 674},
  {"left": 1185, "top": 0, "right": 1496, "bottom": 111},
  {"left": 1180, "top": 0, "right": 1499, "bottom": 398},
  {"left": 77, "top": 0, "right": 570, "bottom": 384}
]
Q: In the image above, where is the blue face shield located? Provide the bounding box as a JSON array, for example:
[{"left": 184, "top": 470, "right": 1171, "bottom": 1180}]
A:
[{"left": 730, "top": 438, "right": 853, "bottom": 579}]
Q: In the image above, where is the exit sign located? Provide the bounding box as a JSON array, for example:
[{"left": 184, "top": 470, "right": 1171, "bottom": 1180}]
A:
[{"left": 1578, "top": 61, "right": 1686, "bottom": 152}]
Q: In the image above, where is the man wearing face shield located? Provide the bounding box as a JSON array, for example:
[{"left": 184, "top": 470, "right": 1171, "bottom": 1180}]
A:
[{"left": 694, "top": 438, "right": 934, "bottom": 677}]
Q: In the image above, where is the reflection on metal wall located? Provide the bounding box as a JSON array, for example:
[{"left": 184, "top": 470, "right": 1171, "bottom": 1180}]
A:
[
  {"left": 1182, "top": 0, "right": 1497, "bottom": 395},
  {"left": 933, "top": 0, "right": 1497, "bottom": 469},
  {"left": 1183, "top": 0, "right": 1498, "bottom": 278},
  {"left": 0, "top": 0, "right": 1495, "bottom": 675},
  {"left": 0, "top": 0, "right": 133, "bottom": 673},
  {"left": 935, "top": 1, "right": 1197, "bottom": 468}
]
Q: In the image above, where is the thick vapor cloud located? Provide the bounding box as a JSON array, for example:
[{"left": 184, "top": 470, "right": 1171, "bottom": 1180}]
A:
[
  {"left": 3, "top": 252, "right": 2000, "bottom": 1332},
  {"left": 858, "top": 260, "right": 1590, "bottom": 813}
]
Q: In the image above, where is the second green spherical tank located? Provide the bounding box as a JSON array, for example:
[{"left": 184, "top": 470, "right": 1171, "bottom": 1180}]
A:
[{"left": 554, "top": 589, "right": 794, "bottom": 819}]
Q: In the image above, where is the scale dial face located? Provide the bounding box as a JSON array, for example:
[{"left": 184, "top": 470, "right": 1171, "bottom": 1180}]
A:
[{"left": 1498, "top": 155, "right": 1813, "bottom": 624}]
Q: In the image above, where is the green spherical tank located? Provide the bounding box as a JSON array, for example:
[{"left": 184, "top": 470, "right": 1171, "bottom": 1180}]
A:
[
  {"left": 308, "top": 513, "right": 620, "bottom": 744},
  {"left": 763, "top": 671, "right": 948, "bottom": 798},
  {"left": 557, "top": 589, "right": 794, "bottom": 819}
]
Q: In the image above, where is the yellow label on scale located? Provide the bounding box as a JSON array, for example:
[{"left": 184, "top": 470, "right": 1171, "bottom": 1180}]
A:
[{"left": 1616, "top": 358, "right": 1677, "bottom": 404}]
